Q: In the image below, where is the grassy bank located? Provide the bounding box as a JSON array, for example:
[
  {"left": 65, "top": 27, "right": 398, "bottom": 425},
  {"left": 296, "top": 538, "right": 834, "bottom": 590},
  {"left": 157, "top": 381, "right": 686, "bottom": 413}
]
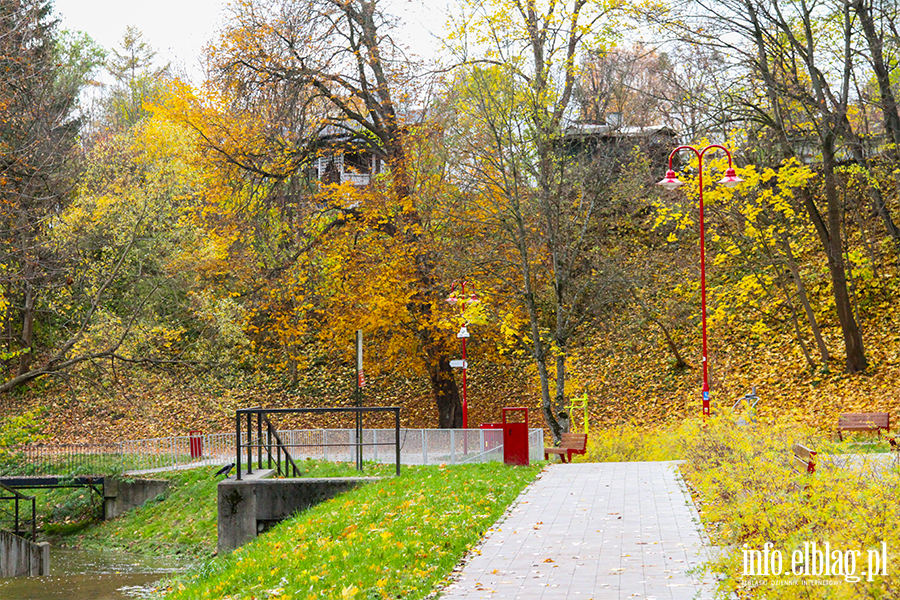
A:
[
  {"left": 55, "top": 461, "right": 403, "bottom": 558},
  {"left": 160, "top": 462, "right": 543, "bottom": 600}
]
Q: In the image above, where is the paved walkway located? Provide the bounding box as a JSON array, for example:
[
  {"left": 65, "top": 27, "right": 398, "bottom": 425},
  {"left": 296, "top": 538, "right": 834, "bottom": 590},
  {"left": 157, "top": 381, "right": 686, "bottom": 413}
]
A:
[{"left": 439, "top": 462, "right": 715, "bottom": 600}]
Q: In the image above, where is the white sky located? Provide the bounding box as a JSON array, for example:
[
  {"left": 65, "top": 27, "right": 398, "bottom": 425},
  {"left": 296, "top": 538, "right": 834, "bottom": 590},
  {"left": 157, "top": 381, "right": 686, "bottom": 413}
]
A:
[
  {"left": 52, "top": 0, "right": 447, "bottom": 83},
  {"left": 52, "top": 0, "right": 229, "bottom": 81}
]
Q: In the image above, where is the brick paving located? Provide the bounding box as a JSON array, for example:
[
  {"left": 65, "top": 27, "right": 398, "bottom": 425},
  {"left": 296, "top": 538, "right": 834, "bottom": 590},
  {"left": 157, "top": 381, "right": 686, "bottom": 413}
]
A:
[{"left": 438, "top": 462, "right": 716, "bottom": 599}]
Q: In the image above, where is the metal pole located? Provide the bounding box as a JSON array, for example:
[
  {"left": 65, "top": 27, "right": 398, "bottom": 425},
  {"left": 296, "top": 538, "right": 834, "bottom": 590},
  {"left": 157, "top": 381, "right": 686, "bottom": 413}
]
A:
[
  {"left": 356, "top": 410, "right": 363, "bottom": 472},
  {"left": 662, "top": 144, "right": 738, "bottom": 418},
  {"left": 461, "top": 335, "right": 468, "bottom": 429},
  {"left": 356, "top": 331, "right": 363, "bottom": 472},
  {"left": 236, "top": 412, "right": 242, "bottom": 480},
  {"left": 698, "top": 151, "right": 710, "bottom": 418},
  {"left": 394, "top": 409, "right": 400, "bottom": 476},
  {"left": 257, "top": 411, "right": 263, "bottom": 469},
  {"left": 246, "top": 412, "right": 253, "bottom": 475}
]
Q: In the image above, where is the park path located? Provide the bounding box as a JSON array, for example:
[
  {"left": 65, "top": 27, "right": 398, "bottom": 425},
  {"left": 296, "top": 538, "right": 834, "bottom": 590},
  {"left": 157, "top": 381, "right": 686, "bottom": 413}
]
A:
[{"left": 438, "top": 462, "right": 716, "bottom": 600}]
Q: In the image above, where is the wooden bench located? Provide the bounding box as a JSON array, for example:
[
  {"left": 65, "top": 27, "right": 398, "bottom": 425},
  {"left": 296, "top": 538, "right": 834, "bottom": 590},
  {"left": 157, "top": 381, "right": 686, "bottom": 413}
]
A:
[
  {"left": 792, "top": 444, "right": 816, "bottom": 475},
  {"left": 544, "top": 433, "right": 587, "bottom": 463},
  {"left": 837, "top": 412, "right": 890, "bottom": 441}
]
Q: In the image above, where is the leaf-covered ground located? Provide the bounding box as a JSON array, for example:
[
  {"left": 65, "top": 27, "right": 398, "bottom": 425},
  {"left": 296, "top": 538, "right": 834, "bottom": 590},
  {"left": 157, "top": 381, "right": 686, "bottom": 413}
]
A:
[{"left": 3, "top": 287, "right": 900, "bottom": 442}]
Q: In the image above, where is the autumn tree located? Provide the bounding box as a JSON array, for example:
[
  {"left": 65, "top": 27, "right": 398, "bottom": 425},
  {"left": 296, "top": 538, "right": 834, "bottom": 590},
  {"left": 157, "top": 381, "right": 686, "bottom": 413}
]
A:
[
  {"left": 658, "top": 0, "right": 884, "bottom": 373},
  {"left": 0, "top": 0, "right": 104, "bottom": 389},
  {"left": 443, "top": 0, "right": 631, "bottom": 442},
  {"left": 103, "top": 26, "right": 170, "bottom": 131},
  {"left": 172, "top": 0, "right": 467, "bottom": 426},
  {"left": 0, "top": 107, "right": 222, "bottom": 394},
  {"left": 577, "top": 43, "right": 677, "bottom": 127}
]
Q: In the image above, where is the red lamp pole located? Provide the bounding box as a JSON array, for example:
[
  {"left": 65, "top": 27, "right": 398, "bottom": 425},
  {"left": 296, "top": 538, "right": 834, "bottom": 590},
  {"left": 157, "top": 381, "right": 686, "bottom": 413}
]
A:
[
  {"left": 657, "top": 145, "right": 743, "bottom": 417},
  {"left": 446, "top": 281, "right": 479, "bottom": 429}
]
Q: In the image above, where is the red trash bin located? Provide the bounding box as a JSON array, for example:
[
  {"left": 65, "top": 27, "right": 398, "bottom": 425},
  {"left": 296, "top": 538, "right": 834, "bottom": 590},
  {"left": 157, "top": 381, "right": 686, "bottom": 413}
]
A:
[
  {"left": 189, "top": 430, "right": 203, "bottom": 459},
  {"left": 502, "top": 407, "right": 529, "bottom": 466}
]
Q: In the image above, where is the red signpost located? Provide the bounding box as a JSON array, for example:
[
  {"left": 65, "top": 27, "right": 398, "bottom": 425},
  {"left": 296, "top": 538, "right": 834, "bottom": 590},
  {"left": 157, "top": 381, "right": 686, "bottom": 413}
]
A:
[{"left": 446, "top": 281, "right": 479, "bottom": 430}]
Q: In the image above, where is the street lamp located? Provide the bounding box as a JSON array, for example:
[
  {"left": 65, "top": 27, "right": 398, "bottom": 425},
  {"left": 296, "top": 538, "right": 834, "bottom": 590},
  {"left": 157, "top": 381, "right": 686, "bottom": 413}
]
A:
[
  {"left": 446, "top": 281, "right": 479, "bottom": 429},
  {"left": 657, "top": 144, "right": 744, "bottom": 417}
]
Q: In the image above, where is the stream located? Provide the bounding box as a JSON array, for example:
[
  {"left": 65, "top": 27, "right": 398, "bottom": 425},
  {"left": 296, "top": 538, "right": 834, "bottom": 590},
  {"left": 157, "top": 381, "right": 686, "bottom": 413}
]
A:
[{"left": 0, "top": 547, "right": 194, "bottom": 600}]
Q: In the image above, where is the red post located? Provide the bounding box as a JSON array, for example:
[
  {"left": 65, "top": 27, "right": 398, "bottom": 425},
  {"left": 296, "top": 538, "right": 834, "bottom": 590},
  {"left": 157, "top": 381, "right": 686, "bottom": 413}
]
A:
[
  {"left": 461, "top": 334, "right": 468, "bottom": 429},
  {"left": 188, "top": 430, "right": 203, "bottom": 459},
  {"left": 447, "top": 281, "right": 479, "bottom": 430}
]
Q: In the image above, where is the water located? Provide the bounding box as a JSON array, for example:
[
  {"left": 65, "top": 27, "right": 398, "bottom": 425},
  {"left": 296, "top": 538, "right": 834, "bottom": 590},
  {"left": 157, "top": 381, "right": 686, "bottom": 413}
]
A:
[{"left": 0, "top": 547, "right": 193, "bottom": 600}]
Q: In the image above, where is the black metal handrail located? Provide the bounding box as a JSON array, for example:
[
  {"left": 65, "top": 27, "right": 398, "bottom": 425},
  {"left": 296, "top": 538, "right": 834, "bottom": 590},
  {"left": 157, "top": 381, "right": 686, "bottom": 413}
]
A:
[
  {"left": 0, "top": 482, "right": 37, "bottom": 541},
  {"left": 235, "top": 407, "right": 402, "bottom": 480},
  {"left": 260, "top": 413, "right": 302, "bottom": 477}
]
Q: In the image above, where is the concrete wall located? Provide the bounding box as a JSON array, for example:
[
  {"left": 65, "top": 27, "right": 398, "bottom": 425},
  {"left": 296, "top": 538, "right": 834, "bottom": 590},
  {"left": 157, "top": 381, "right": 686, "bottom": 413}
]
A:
[
  {"left": 0, "top": 530, "right": 49, "bottom": 578},
  {"left": 218, "top": 471, "right": 379, "bottom": 553},
  {"left": 104, "top": 478, "right": 170, "bottom": 520}
]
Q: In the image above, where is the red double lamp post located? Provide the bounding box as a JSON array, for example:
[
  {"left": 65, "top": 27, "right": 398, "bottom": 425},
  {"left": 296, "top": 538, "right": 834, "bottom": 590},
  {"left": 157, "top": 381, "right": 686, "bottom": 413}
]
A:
[
  {"left": 446, "top": 282, "right": 479, "bottom": 429},
  {"left": 657, "top": 145, "right": 744, "bottom": 417}
]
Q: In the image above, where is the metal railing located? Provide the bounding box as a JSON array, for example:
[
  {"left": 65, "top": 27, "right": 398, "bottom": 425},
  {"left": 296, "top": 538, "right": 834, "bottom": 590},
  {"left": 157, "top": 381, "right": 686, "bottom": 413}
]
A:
[
  {"left": 0, "top": 482, "right": 36, "bottom": 541},
  {"left": 235, "top": 407, "right": 402, "bottom": 479},
  {"left": 3, "top": 426, "right": 546, "bottom": 478},
  {"left": 0, "top": 443, "right": 122, "bottom": 477}
]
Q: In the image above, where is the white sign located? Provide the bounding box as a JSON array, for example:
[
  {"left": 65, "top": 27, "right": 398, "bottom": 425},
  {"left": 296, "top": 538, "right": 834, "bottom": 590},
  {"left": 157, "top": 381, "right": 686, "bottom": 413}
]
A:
[
  {"left": 457, "top": 326, "right": 470, "bottom": 338},
  {"left": 449, "top": 359, "right": 468, "bottom": 368}
]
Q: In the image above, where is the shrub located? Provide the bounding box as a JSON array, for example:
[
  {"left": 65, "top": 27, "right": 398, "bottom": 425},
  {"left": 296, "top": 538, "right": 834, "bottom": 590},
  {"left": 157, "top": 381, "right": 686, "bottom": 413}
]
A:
[
  {"left": 680, "top": 412, "right": 900, "bottom": 598},
  {"left": 583, "top": 419, "right": 687, "bottom": 462}
]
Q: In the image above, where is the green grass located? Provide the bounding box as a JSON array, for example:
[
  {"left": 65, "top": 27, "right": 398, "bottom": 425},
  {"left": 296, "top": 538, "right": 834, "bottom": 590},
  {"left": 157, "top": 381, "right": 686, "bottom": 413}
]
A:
[
  {"left": 0, "top": 485, "right": 103, "bottom": 538},
  {"left": 62, "top": 461, "right": 399, "bottom": 558},
  {"left": 61, "top": 466, "right": 221, "bottom": 557},
  {"left": 161, "top": 462, "right": 543, "bottom": 600}
]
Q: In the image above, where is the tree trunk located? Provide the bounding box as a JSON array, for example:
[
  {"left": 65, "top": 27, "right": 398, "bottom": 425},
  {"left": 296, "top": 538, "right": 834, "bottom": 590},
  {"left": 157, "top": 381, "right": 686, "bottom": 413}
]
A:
[
  {"left": 820, "top": 139, "right": 867, "bottom": 372},
  {"left": 16, "top": 283, "right": 34, "bottom": 377},
  {"left": 537, "top": 354, "right": 562, "bottom": 444},
  {"left": 555, "top": 351, "right": 567, "bottom": 419},
  {"left": 428, "top": 355, "right": 463, "bottom": 429}
]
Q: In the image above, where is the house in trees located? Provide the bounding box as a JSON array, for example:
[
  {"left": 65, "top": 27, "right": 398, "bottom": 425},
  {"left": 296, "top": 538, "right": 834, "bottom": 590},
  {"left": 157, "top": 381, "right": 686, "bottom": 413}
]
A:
[
  {"left": 306, "top": 110, "right": 428, "bottom": 186},
  {"left": 563, "top": 116, "right": 678, "bottom": 168},
  {"left": 306, "top": 128, "right": 384, "bottom": 186}
]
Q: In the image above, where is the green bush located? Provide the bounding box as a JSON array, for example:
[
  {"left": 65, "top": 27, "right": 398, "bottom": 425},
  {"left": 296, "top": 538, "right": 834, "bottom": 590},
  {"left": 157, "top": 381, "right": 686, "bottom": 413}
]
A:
[{"left": 0, "top": 409, "right": 45, "bottom": 474}]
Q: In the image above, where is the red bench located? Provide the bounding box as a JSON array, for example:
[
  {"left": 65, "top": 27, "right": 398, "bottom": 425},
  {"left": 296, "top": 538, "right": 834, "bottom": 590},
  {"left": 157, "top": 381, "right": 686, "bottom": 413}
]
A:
[{"left": 544, "top": 433, "right": 587, "bottom": 463}]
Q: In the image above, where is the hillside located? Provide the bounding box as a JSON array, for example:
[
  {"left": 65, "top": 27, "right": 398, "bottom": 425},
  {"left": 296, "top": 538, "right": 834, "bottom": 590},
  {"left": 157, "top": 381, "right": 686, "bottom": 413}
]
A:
[{"left": 4, "top": 286, "right": 899, "bottom": 443}]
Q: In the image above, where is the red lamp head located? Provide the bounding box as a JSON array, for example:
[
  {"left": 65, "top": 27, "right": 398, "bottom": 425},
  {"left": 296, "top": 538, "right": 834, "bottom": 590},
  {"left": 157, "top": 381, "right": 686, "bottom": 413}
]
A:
[
  {"left": 657, "top": 169, "right": 685, "bottom": 191},
  {"left": 718, "top": 167, "right": 744, "bottom": 188}
]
